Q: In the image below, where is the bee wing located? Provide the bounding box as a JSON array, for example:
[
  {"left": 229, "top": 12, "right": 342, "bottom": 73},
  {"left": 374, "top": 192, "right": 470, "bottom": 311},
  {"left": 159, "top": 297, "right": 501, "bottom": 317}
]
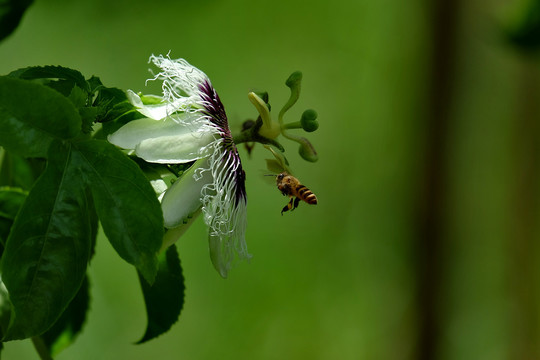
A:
[
  {"left": 265, "top": 159, "right": 285, "bottom": 174},
  {"left": 259, "top": 169, "right": 277, "bottom": 185}
]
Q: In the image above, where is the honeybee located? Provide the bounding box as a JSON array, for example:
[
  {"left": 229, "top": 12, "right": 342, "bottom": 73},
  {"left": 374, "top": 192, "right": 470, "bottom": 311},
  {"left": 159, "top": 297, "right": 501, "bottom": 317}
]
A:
[{"left": 276, "top": 172, "right": 318, "bottom": 215}]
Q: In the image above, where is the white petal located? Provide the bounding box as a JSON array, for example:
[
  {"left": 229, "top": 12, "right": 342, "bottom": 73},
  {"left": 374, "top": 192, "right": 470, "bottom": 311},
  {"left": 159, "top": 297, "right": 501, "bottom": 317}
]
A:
[
  {"left": 107, "top": 116, "right": 203, "bottom": 151},
  {"left": 196, "top": 142, "right": 249, "bottom": 278},
  {"left": 207, "top": 195, "right": 248, "bottom": 278},
  {"left": 135, "top": 131, "right": 215, "bottom": 163},
  {"left": 209, "top": 234, "right": 229, "bottom": 278},
  {"left": 161, "top": 159, "right": 212, "bottom": 228}
]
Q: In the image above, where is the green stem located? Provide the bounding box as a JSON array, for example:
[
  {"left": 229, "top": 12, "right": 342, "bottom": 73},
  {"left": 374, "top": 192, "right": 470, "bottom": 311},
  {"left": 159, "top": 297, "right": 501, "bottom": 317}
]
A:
[
  {"left": 278, "top": 71, "right": 302, "bottom": 124},
  {"left": 282, "top": 121, "right": 303, "bottom": 130},
  {"left": 232, "top": 119, "right": 285, "bottom": 152},
  {"left": 31, "top": 336, "right": 53, "bottom": 360},
  {"left": 232, "top": 127, "right": 256, "bottom": 144},
  {"left": 280, "top": 129, "right": 303, "bottom": 143}
]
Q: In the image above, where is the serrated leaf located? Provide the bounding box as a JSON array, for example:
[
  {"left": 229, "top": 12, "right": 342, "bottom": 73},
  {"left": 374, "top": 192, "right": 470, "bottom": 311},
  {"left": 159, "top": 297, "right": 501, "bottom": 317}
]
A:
[
  {"left": 137, "top": 245, "right": 184, "bottom": 344},
  {"left": 86, "top": 76, "right": 103, "bottom": 94},
  {"left": 94, "top": 86, "right": 128, "bottom": 106},
  {"left": 67, "top": 85, "right": 98, "bottom": 134},
  {"left": 79, "top": 107, "right": 98, "bottom": 134},
  {"left": 41, "top": 275, "right": 90, "bottom": 356},
  {"left": 8, "top": 66, "right": 89, "bottom": 94},
  {"left": 73, "top": 140, "right": 163, "bottom": 283},
  {"left": 0, "top": 76, "right": 82, "bottom": 158},
  {"left": 45, "top": 79, "right": 76, "bottom": 97},
  {"left": 0, "top": 141, "right": 92, "bottom": 340},
  {"left": 0, "top": 0, "right": 34, "bottom": 42}
]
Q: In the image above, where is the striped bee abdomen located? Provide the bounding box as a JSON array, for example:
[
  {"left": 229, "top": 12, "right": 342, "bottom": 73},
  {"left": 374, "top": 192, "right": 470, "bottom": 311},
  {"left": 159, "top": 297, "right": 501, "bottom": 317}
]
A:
[{"left": 296, "top": 185, "right": 318, "bottom": 205}]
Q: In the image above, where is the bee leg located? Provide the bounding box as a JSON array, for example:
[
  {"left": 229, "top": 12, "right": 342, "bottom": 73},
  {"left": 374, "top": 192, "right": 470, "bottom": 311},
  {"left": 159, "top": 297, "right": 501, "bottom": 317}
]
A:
[
  {"left": 292, "top": 197, "right": 301, "bottom": 211},
  {"left": 281, "top": 197, "right": 294, "bottom": 215}
]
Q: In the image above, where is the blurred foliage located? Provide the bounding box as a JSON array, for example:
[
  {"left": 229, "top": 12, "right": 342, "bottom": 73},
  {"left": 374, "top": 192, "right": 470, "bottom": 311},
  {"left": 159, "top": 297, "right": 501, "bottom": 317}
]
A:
[
  {"left": 0, "top": 0, "right": 33, "bottom": 42},
  {"left": 505, "top": 0, "right": 540, "bottom": 51}
]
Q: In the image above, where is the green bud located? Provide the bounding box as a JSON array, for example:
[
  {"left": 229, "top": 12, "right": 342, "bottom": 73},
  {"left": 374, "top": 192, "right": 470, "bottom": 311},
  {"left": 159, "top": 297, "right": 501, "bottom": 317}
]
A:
[
  {"left": 300, "top": 109, "right": 319, "bottom": 132},
  {"left": 298, "top": 137, "right": 318, "bottom": 162},
  {"left": 254, "top": 91, "right": 270, "bottom": 109},
  {"left": 286, "top": 71, "right": 303, "bottom": 88},
  {"left": 248, "top": 92, "right": 281, "bottom": 139}
]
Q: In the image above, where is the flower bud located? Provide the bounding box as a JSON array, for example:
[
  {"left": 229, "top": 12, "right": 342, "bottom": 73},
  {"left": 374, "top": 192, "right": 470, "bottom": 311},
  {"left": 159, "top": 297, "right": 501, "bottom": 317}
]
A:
[
  {"left": 285, "top": 71, "right": 302, "bottom": 89},
  {"left": 300, "top": 109, "right": 319, "bottom": 132},
  {"left": 298, "top": 137, "right": 318, "bottom": 162}
]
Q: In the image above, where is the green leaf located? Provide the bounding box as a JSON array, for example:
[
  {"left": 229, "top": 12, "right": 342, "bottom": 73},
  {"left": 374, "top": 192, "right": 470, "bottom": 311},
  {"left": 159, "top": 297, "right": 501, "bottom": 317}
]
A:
[
  {"left": 67, "top": 84, "right": 88, "bottom": 108},
  {"left": 0, "top": 187, "right": 27, "bottom": 248},
  {"left": 8, "top": 66, "right": 89, "bottom": 94},
  {"left": 73, "top": 140, "right": 163, "bottom": 283},
  {"left": 0, "top": 76, "right": 82, "bottom": 158},
  {"left": 0, "top": 141, "right": 92, "bottom": 340},
  {"left": 137, "top": 245, "right": 184, "bottom": 344},
  {"left": 45, "top": 79, "right": 77, "bottom": 97},
  {"left": 0, "top": 0, "right": 34, "bottom": 42},
  {"left": 41, "top": 275, "right": 90, "bottom": 357},
  {"left": 87, "top": 188, "right": 99, "bottom": 262}
]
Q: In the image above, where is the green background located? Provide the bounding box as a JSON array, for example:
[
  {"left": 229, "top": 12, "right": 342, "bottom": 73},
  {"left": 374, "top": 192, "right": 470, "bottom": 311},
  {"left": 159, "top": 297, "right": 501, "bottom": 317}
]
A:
[{"left": 1, "top": 0, "right": 540, "bottom": 359}]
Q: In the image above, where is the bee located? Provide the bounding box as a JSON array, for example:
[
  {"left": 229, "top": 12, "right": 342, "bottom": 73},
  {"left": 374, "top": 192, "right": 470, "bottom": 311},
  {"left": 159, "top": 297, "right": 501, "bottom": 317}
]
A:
[{"left": 276, "top": 172, "right": 318, "bottom": 215}]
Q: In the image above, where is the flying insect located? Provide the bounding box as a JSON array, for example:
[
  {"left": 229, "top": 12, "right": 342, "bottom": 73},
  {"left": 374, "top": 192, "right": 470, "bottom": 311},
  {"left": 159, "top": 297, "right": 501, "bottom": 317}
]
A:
[{"left": 275, "top": 172, "right": 318, "bottom": 215}]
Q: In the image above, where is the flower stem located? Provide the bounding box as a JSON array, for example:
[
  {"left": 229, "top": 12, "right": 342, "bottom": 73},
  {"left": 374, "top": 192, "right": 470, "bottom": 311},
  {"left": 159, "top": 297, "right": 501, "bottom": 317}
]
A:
[
  {"left": 278, "top": 71, "right": 302, "bottom": 125},
  {"left": 282, "top": 121, "right": 303, "bottom": 130},
  {"left": 232, "top": 119, "right": 285, "bottom": 152}
]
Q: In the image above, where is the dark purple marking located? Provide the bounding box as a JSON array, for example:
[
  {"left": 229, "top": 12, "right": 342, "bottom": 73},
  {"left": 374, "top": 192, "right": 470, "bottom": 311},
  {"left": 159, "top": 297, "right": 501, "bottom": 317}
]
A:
[
  {"left": 199, "top": 80, "right": 247, "bottom": 208},
  {"left": 198, "top": 80, "right": 229, "bottom": 135}
]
